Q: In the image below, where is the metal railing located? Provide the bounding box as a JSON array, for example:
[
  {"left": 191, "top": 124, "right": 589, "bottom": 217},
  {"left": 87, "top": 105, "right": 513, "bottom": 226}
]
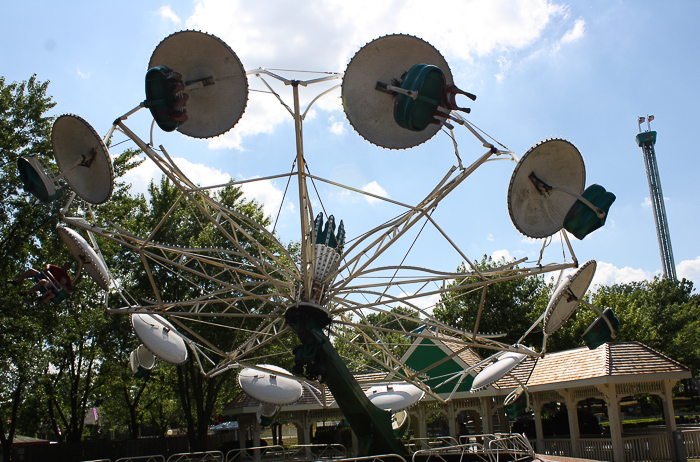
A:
[
  {"left": 331, "top": 456, "right": 406, "bottom": 462},
  {"left": 411, "top": 443, "right": 489, "bottom": 462},
  {"left": 226, "top": 445, "right": 286, "bottom": 462},
  {"left": 116, "top": 456, "right": 166, "bottom": 462},
  {"left": 167, "top": 450, "right": 224, "bottom": 462},
  {"left": 407, "top": 436, "right": 460, "bottom": 452},
  {"left": 286, "top": 443, "right": 347, "bottom": 460},
  {"left": 486, "top": 434, "right": 535, "bottom": 462},
  {"left": 408, "top": 433, "right": 533, "bottom": 462}
]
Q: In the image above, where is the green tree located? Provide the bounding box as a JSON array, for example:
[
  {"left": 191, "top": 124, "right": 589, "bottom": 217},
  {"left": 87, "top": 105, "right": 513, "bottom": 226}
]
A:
[
  {"left": 0, "top": 73, "right": 147, "bottom": 456},
  {"left": 551, "top": 277, "right": 700, "bottom": 368},
  {"left": 434, "top": 256, "right": 549, "bottom": 352},
  {"left": 0, "top": 75, "right": 58, "bottom": 462},
  {"left": 335, "top": 306, "right": 423, "bottom": 373},
  {"left": 118, "top": 176, "right": 295, "bottom": 450}
]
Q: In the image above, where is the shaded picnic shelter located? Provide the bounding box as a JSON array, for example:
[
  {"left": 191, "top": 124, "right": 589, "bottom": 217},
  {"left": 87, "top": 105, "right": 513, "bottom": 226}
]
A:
[{"left": 224, "top": 332, "right": 692, "bottom": 462}]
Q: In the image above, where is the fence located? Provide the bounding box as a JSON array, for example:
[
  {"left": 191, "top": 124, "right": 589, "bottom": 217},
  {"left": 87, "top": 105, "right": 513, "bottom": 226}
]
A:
[
  {"left": 30, "top": 429, "right": 700, "bottom": 462},
  {"left": 536, "top": 429, "right": 700, "bottom": 462}
]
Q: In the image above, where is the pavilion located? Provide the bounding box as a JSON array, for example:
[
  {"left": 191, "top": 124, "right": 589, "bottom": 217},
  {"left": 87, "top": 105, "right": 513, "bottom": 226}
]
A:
[{"left": 224, "top": 332, "right": 692, "bottom": 462}]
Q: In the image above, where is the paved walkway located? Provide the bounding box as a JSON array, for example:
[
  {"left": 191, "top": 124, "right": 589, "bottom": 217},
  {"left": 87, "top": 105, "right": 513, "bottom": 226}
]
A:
[{"left": 536, "top": 455, "right": 609, "bottom": 462}]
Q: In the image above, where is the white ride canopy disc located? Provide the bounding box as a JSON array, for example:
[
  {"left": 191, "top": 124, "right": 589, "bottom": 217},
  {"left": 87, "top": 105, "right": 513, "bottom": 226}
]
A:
[
  {"left": 365, "top": 382, "right": 425, "bottom": 411},
  {"left": 508, "top": 139, "right": 586, "bottom": 238},
  {"left": 342, "top": 34, "right": 452, "bottom": 149},
  {"left": 238, "top": 365, "right": 303, "bottom": 405},
  {"left": 148, "top": 30, "right": 248, "bottom": 139},
  {"left": 471, "top": 347, "right": 534, "bottom": 391},
  {"left": 56, "top": 226, "right": 110, "bottom": 290},
  {"left": 52, "top": 114, "right": 114, "bottom": 205},
  {"left": 543, "top": 260, "right": 597, "bottom": 335},
  {"left": 131, "top": 313, "right": 189, "bottom": 364}
]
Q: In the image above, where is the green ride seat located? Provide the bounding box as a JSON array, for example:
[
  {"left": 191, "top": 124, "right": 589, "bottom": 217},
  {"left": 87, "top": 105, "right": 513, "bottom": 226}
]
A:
[
  {"left": 504, "top": 393, "right": 529, "bottom": 418},
  {"left": 17, "top": 156, "right": 63, "bottom": 203},
  {"left": 564, "top": 184, "right": 616, "bottom": 240},
  {"left": 144, "top": 66, "right": 189, "bottom": 132},
  {"left": 38, "top": 286, "right": 70, "bottom": 305},
  {"left": 582, "top": 308, "right": 619, "bottom": 350},
  {"left": 393, "top": 64, "right": 445, "bottom": 132}
]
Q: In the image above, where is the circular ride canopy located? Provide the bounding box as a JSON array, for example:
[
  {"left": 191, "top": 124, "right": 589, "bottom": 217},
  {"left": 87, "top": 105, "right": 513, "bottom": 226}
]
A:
[{"left": 52, "top": 114, "right": 114, "bottom": 205}]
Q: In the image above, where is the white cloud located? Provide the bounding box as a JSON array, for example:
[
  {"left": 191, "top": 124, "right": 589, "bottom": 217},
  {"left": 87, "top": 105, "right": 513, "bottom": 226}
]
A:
[
  {"left": 410, "top": 293, "right": 441, "bottom": 313},
  {"left": 677, "top": 257, "right": 700, "bottom": 289},
  {"left": 642, "top": 196, "right": 671, "bottom": 207},
  {"left": 77, "top": 69, "right": 91, "bottom": 79},
  {"left": 184, "top": 0, "right": 571, "bottom": 144},
  {"left": 237, "top": 176, "right": 285, "bottom": 221},
  {"left": 330, "top": 118, "right": 347, "bottom": 135},
  {"left": 330, "top": 121, "right": 346, "bottom": 135},
  {"left": 120, "top": 155, "right": 231, "bottom": 197},
  {"left": 119, "top": 156, "right": 287, "bottom": 226},
  {"left": 207, "top": 91, "right": 291, "bottom": 151},
  {"left": 492, "top": 249, "right": 514, "bottom": 262},
  {"left": 561, "top": 18, "right": 585, "bottom": 43},
  {"left": 590, "top": 261, "right": 654, "bottom": 288},
  {"left": 158, "top": 5, "right": 181, "bottom": 24},
  {"left": 495, "top": 56, "right": 512, "bottom": 82},
  {"left": 362, "top": 181, "right": 389, "bottom": 204}
]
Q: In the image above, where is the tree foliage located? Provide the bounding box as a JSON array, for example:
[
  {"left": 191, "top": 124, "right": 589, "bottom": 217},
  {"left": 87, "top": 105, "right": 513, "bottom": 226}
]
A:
[
  {"left": 0, "top": 75, "right": 58, "bottom": 462},
  {"left": 434, "top": 256, "right": 549, "bottom": 352},
  {"left": 551, "top": 277, "right": 700, "bottom": 369}
]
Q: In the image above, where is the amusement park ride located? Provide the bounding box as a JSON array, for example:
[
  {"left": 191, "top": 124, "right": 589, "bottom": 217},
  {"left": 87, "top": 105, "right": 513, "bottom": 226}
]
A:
[{"left": 17, "top": 31, "right": 618, "bottom": 456}]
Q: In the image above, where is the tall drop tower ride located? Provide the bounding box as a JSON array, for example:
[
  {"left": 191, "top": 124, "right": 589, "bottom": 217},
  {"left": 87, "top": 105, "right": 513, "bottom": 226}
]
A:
[{"left": 636, "top": 115, "right": 677, "bottom": 280}]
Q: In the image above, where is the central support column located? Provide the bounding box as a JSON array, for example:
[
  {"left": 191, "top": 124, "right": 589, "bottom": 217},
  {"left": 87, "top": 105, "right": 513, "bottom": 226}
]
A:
[{"left": 286, "top": 302, "right": 407, "bottom": 457}]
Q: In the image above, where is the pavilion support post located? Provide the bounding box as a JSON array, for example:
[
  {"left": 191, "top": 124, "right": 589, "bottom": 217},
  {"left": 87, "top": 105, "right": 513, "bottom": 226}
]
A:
[
  {"left": 663, "top": 379, "right": 679, "bottom": 432},
  {"left": 252, "top": 419, "right": 262, "bottom": 460},
  {"left": 302, "top": 414, "right": 313, "bottom": 460},
  {"left": 447, "top": 402, "right": 458, "bottom": 439},
  {"left": 597, "top": 384, "right": 624, "bottom": 462},
  {"left": 496, "top": 407, "right": 508, "bottom": 433},
  {"left": 472, "top": 409, "right": 484, "bottom": 435},
  {"left": 417, "top": 404, "right": 428, "bottom": 441},
  {"left": 480, "top": 397, "right": 494, "bottom": 434},
  {"left": 351, "top": 427, "right": 359, "bottom": 457},
  {"left": 559, "top": 389, "right": 581, "bottom": 458},
  {"left": 532, "top": 393, "right": 545, "bottom": 453},
  {"left": 238, "top": 419, "right": 247, "bottom": 449}
]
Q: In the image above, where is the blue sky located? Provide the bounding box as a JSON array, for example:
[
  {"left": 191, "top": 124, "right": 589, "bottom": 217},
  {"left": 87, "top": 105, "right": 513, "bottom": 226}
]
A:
[{"left": 3, "top": 0, "right": 699, "bottom": 294}]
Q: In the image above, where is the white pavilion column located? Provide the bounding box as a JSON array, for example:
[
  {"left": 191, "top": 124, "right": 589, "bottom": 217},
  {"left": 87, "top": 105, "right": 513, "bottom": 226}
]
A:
[
  {"left": 662, "top": 379, "right": 678, "bottom": 432},
  {"left": 250, "top": 419, "right": 262, "bottom": 460},
  {"left": 301, "top": 412, "right": 313, "bottom": 460},
  {"left": 238, "top": 419, "right": 248, "bottom": 449},
  {"left": 597, "top": 384, "right": 624, "bottom": 462},
  {"left": 351, "top": 428, "right": 359, "bottom": 457},
  {"left": 532, "top": 393, "right": 545, "bottom": 454},
  {"left": 480, "top": 397, "right": 494, "bottom": 434},
  {"left": 447, "top": 402, "right": 458, "bottom": 440},
  {"left": 417, "top": 404, "right": 428, "bottom": 441},
  {"left": 559, "top": 389, "right": 581, "bottom": 458}
]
